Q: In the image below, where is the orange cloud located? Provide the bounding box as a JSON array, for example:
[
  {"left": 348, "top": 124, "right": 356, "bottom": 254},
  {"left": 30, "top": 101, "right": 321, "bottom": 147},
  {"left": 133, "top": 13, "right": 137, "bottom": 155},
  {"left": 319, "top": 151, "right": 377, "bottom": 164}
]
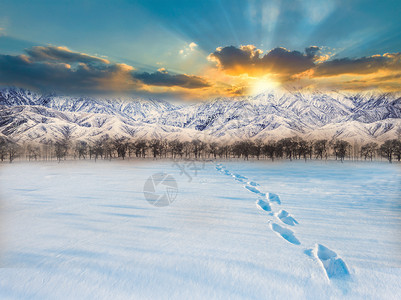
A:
[
  {"left": 208, "top": 45, "right": 319, "bottom": 78},
  {"left": 1, "top": 44, "right": 401, "bottom": 100},
  {"left": 207, "top": 45, "right": 401, "bottom": 94},
  {"left": 26, "top": 45, "right": 110, "bottom": 64},
  {"left": 0, "top": 45, "right": 212, "bottom": 97}
]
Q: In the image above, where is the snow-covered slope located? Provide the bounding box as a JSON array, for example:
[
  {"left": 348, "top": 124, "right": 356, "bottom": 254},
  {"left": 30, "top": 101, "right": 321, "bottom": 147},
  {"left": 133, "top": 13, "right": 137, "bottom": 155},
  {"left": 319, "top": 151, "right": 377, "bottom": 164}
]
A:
[
  {"left": 0, "top": 161, "right": 400, "bottom": 299},
  {"left": 1, "top": 87, "right": 400, "bottom": 143}
]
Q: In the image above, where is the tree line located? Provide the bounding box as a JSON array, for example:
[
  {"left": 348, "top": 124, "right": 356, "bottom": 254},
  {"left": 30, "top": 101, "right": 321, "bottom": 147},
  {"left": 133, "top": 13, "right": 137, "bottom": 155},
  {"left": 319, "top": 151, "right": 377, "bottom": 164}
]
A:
[{"left": 2, "top": 130, "right": 401, "bottom": 164}]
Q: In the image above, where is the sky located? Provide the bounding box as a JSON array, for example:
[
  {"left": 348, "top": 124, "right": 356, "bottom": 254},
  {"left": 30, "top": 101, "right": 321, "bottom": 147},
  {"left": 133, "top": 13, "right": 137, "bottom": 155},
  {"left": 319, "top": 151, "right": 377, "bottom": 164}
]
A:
[{"left": 0, "top": 0, "right": 401, "bottom": 100}]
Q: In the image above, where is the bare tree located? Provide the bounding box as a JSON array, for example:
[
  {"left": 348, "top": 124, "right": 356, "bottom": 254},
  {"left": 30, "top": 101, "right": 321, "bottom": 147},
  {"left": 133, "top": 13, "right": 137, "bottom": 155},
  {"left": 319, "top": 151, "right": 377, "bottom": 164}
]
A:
[
  {"left": 170, "top": 139, "right": 183, "bottom": 158},
  {"left": 0, "top": 137, "right": 7, "bottom": 161},
  {"left": 6, "top": 139, "right": 20, "bottom": 163},
  {"left": 113, "top": 137, "right": 128, "bottom": 160},
  {"left": 149, "top": 139, "right": 160, "bottom": 159},
  {"left": 380, "top": 140, "right": 395, "bottom": 163},
  {"left": 262, "top": 141, "right": 276, "bottom": 161},
  {"left": 160, "top": 139, "right": 169, "bottom": 158},
  {"left": 314, "top": 139, "right": 328, "bottom": 160},
  {"left": 278, "top": 138, "right": 297, "bottom": 161},
  {"left": 192, "top": 139, "right": 202, "bottom": 159},
  {"left": 127, "top": 140, "right": 135, "bottom": 159},
  {"left": 360, "top": 142, "right": 378, "bottom": 161},
  {"left": 251, "top": 139, "right": 261, "bottom": 160},
  {"left": 54, "top": 126, "right": 73, "bottom": 162},
  {"left": 55, "top": 140, "right": 68, "bottom": 162},
  {"left": 183, "top": 141, "right": 192, "bottom": 158},
  {"left": 393, "top": 140, "right": 401, "bottom": 162},
  {"left": 380, "top": 139, "right": 401, "bottom": 163},
  {"left": 41, "top": 139, "right": 54, "bottom": 161},
  {"left": 208, "top": 142, "right": 219, "bottom": 159},
  {"left": 26, "top": 143, "right": 41, "bottom": 161},
  {"left": 333, "top": 139, "right": 351, "bottom": 162},
  {"left": 134, "top": 139, "right": 148, "bottom": 158},
  {"left": 218, "top": 144, "right": 230, "bottom": 159},
  {"left": 95, "top": 135, "right": 113, "bottom": 160},
  {"left": 297, "top": 138, "right": 310, "bottom": 161},
  {"left": 75, "top": 141, "right": 88, "bottom": 159},
  {"left": 92, "top": 138, "right": 105, "bottom": 161}
]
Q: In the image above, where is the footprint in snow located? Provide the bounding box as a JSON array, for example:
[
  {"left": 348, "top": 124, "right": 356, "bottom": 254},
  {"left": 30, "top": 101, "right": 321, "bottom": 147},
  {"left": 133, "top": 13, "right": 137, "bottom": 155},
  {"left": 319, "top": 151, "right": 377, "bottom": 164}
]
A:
[
  {"left": 232, "top": 173, "right": 248, "bottom": 183},
  {"left": 223, "top": 170, "right": 232, "bottom": 176},
  {"left": 256, "top": 198, "right": 271, "bottom": 212},
  {"left": 305, "top": 244, "right": 350, "bottom": 280},
  {"left": 245, "top": 185, "right": 266, "bottom": 196},
  {"left": 270, "top": 223, "right": 301, "bottom": 245},
  {"left": 233, "top": 173, "right": 247, "bottom": 180},
  {"left": 276, "top": 210, "right": 298, "bottom": 226},
  {"left": 247, "top": 181, "right": 259, "bottom": 187},
  {"left": 216, "top": 166, "right": 231, "bottom": 176},
  {"left": 268, "top": 193, "right": 281, "bottom": 205}
]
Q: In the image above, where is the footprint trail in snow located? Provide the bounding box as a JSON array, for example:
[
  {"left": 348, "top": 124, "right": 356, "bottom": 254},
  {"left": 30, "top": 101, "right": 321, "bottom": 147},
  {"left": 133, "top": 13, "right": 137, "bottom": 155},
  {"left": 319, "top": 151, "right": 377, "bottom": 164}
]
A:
[
  {"left": 215, "top": 163, "right": 350, "bottom": 282},
  {"left": 216, "top": 163, "right": 299, "bottom": 245}
]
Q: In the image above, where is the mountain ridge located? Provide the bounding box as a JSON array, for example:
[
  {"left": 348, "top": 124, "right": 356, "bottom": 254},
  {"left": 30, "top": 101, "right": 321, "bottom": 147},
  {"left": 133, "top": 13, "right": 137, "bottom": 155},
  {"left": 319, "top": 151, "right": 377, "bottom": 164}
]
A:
[{"left": 1, "top": 87, "right": 401, "bottom": 144}]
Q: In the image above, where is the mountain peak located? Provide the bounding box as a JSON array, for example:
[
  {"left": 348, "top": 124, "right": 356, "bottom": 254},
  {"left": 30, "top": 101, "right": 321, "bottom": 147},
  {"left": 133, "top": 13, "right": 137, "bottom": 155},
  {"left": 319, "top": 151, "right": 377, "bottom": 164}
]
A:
[{"left": 1, "top": 87, "right": 400, "bottom": 144}]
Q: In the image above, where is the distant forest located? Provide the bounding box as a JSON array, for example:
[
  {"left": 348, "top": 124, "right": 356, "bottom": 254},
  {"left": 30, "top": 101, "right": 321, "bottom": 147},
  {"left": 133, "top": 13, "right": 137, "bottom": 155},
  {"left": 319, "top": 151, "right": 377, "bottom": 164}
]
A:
[{"left": 1, "top": 127, "right": 400, "bottom": 163}]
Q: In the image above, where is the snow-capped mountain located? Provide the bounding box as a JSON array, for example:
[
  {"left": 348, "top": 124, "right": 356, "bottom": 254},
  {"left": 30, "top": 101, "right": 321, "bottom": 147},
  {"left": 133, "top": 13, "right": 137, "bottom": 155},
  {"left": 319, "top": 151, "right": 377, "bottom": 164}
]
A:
[{"left": 1, "top": 87, "right": 401, "bottom": 143}]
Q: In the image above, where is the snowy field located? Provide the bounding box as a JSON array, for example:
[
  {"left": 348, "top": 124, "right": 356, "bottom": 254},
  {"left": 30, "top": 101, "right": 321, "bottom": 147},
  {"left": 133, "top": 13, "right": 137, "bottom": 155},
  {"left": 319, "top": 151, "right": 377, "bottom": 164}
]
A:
[{"left": 0, "top": 160, "right": 400, "bottom": 299}]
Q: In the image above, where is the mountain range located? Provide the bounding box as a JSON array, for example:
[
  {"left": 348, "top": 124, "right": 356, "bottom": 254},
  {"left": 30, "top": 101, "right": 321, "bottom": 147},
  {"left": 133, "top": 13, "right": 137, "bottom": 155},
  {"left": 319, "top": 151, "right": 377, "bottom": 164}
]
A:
[{"left": 1, "top": 87, "right": 401, "bottom": 144}]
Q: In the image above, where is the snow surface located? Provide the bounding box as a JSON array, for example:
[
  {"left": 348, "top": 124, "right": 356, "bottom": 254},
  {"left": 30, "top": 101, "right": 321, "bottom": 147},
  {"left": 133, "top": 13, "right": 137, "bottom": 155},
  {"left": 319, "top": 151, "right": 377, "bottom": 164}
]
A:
[{"left": 0, "top": 160, "right": 400, "bottom": 299}]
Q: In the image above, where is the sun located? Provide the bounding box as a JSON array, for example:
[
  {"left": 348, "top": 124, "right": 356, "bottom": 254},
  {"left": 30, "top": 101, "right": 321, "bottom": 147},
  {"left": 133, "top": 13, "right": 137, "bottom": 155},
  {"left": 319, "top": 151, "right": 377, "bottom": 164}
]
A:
[{"left": 249, "top": 76, "right": 280, "bottom": 95}]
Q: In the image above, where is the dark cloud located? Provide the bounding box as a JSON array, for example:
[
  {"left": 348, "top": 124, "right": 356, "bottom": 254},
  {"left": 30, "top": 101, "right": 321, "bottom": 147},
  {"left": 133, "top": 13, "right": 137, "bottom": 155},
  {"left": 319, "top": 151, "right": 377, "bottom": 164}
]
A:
[
  {"left": 25, "top": 46, "right": 110, "bottom": 64},
  {"left": 208, "top": 45, "right": 321, "bottom": 77},
  {"left": 313, "top": 53, "right": 401, "bottom": 77},
  {"left": 305, "top": 46, "right": 320, "bottom": 58},
  {"left": 0, "top": 52, "right": 136, "bottom": 94},
  {"left": 208, "top": 45, "right": 262, "bottom": 71},
  {"left": 0, "top": 46, "right": 211, "bottom": 94},
  {"left": 263, "top": 47, "right": 318, "bottom": 74},
  {"left": 208, "top": 45, "right": 401, "bottom": 91},
  {"left": 133, "top": 69, "right": 210, "bottom": 89}
]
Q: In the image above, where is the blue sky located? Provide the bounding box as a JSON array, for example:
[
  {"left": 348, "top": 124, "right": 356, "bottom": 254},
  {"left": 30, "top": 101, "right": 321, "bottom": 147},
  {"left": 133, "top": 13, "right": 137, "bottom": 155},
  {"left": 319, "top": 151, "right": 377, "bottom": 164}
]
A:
[{"left": 1, "top": 0, "right": 400, "bottom": 99}]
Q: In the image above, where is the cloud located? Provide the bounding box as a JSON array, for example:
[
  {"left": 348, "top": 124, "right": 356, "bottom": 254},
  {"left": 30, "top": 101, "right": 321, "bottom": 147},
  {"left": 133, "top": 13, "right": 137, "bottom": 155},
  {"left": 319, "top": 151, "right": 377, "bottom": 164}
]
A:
[
  {"left": 225, "top": 85, "right": 248, "bottom": 96},
  {"left": 313, "top": 53, "right": 401, "bottom": 77},
  {"left": 133, "top": 69, "right": 210, "bottom": 89},
  {"left": 189, "top": 42, "right": 198, "bottom": 51},
  {"left": 0, "top": 52, "right": 137, "bottom": 94},
  {"left": 208, "top": 45, "right": 321, "bottom": 77},
  {"left": 179, "top": 42, "right": 198, "bottom": 57},
  {"left": 208, "top": 44, "right": 401, "bottom": 92},
  {"left": 0, "top": 45, "right": 211, "bottom": 95},
  {"left": 305, "top": 46, "right": 320, "bottom": 58},
  {"left": 2, "top": 43, "right": 401, "bottom": 98},
  {"left": 25, "top": 46, "right": 111, "bottom": 65}
]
